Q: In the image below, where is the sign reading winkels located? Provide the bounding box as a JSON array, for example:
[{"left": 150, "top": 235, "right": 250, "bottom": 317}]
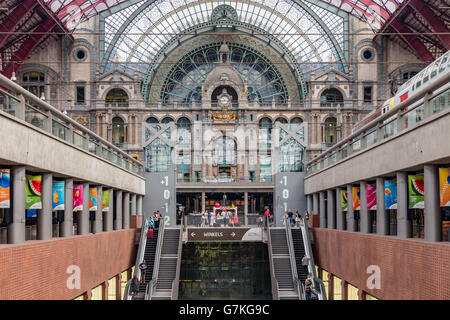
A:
[{"left": 187, "top": 228, "right": 262, "bottom": 242}]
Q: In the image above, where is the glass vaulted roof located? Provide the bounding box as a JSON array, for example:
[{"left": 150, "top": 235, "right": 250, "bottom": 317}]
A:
[{"left": 102, "top": 0, "right": 347, "bottom": 77}]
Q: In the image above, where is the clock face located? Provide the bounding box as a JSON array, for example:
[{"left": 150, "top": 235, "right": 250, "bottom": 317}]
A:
[{"left": 220, "top": 96, "right": 229, "bottom": 105}]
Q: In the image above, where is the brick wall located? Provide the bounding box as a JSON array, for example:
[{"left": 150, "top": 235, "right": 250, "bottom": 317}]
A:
[
  {"left": 0, "top": 229, "right": 137, "bottom": 300},
  {"left": 311, "top": 228, "right": 450, "bottom": 300}
]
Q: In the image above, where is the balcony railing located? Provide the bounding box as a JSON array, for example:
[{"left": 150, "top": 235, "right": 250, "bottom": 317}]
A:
[
  {"left": 176, "top": 175, "right": 274, "bottom": 184},
  {"left": 0, "top": 73, "right": 144, "bottom": 176}
]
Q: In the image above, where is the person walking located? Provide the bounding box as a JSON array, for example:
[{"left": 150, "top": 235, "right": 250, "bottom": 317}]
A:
[
  {"left": 264, "top": 208, "right": 270, "bottom": 227},
  {"left": 295, "top": 212, "right": 301, "bottom": 227},
  {"left": 288, "top": 210, "right": 294, "bottom": 227}
]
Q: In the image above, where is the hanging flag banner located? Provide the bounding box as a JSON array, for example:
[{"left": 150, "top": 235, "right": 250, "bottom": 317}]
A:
[
  {"left": 89, "top": 187, "right": 98, "bottom": 211},
  {"left": 408, "top": 175, "right": 424, "bottom": 209},
  {"left": 384, "top": 179, "right": 398, "bottom": 209},
  {"left": 367, "top": 184, "right": 377, "bottom": 210},
  {"left": 340, "top": 190, "right": 348, "bottom": 212},
  {"left": 73, "top": 185, "right": 83, "bottom": 211},
  {"left": 25, "top": 175, "right": 42, "bottom": 209},
  {"left": 0, "top": 169, "right": 11, "bottom": 208},
  {"left": 352, "top": 187, "right": 361, "bottom": 210},
  {"left": 52, "top": 181, "right": 65, "bottom": 211},
  {"left": 439, "top": 168, "right": 450, "bottom": 207},
  {"left": 102, "top": 190, "right": 109, "bottom": 212}
]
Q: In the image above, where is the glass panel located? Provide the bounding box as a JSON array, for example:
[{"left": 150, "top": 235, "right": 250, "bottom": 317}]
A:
[
  {"left": 334, "top": 277, "right": 342, "bottom": 300},
  {"left": 52, "top": 120, "right": 68, "bottom": 141},
  {"left": 352, "top": 139, "right": 361, "bottom": 152},
  {"left": 406, "top": 105, "right": 424, "bottom": 128},
  {"left": 382, "top": 120, "right": 397, "bottom": 139},
  {"left": 25, "top": 105, "right": 48, "bottom": 130},
  {"left": 348, "top": 284, "right": 359, "bottom": 300},
  {"left": 73, "top": 132, "right": 86, "bottom": 149},
  {"left": 108, "top": 277, "right": 116, "bottom": 300},
  {"left": 0, "top": 91, "right": 20, "bottom": 116},
  {"left": 365, "top": 130, "right": 377, "bottom": 147},
  {"left": 431, "top": 89, "right": 449, "bottom": 114},
  {"left": 102, "top": 148, "right": 110, "bottom": 160}
]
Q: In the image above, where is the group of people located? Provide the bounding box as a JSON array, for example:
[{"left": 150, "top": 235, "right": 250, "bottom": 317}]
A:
[
  {"left": 284, "top": 210, "right": 310, "bottom": 227},
  {"left": 145, "top": 211, "right": 162, "bottom": 236},
  {"left": 199, "top": 210, "right": 239, "bottom": 227}
]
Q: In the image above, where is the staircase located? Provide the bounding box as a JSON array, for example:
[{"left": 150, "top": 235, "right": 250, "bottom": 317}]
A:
[
  {"left": 150, "top": 228, "right": 181, "bottom": 300},
  {"left": 268, "top": 228, "right": 299, "bottom": 299},
  {"left": 291, "top": 228, "right": 309, "bottom": 284}
]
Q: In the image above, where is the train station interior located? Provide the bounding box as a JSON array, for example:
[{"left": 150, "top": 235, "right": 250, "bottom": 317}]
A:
[{"left": 0, "top": 0, "right": 449, "bottom": 301}]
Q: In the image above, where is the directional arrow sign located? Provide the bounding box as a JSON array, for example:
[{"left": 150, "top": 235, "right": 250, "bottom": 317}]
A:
[
  {"left": 231, "top": 232, "right": 236, "bottom": 237},
  {"left": 191, "top": 232, "right": 196, "bottom": 237}
]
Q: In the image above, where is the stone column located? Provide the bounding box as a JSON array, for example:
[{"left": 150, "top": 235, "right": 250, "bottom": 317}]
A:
[
  {"left": 360, "top": 181, "right": 369, "bottom": 233},
  {"left": 376, "top": 177, "right": 388, "bottom": 235},
  {"left": 114, "top": 190, "right": 123, "bottom": 230},
  {"left": 93, "top": 186, "right": 103, "bottom": 234},
  {"left": 79, "top": 182, "right": 89, "bottom": 235},
  {"left": 336, "top": 187, "right": 343, "bottom": 230},
  {"left": 8, "top": 166, "right": 26, "bottom": 244},
  {"left": 123, "top": 192, "right": 130, "bottom": 229},
  {"left": 104, "top": 188, "right": 113, "bottom": 232},
  {"left": 201, "top": 192, "right": 206, "bottom": 213},
  {"left": 137, "top": 195, "right": 143, "bottom": 216},
  {"left": 61, "top": 178, "right": 73, "bottom": 237},
  {"left": 424, "top": 165, "right": 441, "bottom": 242},
  {"left": 397, "top": 172, "right": 411, "bottom": 238},
  {"left": 130, "top": 193, "right": 137, "bottom": 216},
  {"left": 244, "top": 192, "right": 248, "bottom": 225},
  {"left": 313, "top": 193, "right": 319, "bottom": 216},
  {"left": 306, "top": 194, "right": 312, "bottom": 213},
  {"left": 347, "top": 185, "right": 355, "bottom": 232},
  {"left": 319, "top": 192, "right": 326, "bottom": 228},
  {"left": 327, "top": 189, "right": 336, "bottom": 229},
  {"left": 39, "top": 173, "right": 53, "bottom": 240}
]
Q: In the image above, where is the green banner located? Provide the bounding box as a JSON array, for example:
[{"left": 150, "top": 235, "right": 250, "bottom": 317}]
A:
[
  {"left": 25, "top": 176, "right": 42, "bottom": 209},
  {"left": 340, "top": 190, "right": 348, "bottom": 212},
  {"left": 102, "top": 190, "right": 109, "bottom": 212},
  {"left": 408, "top": 175, "right": 424, "bottom": 209}
]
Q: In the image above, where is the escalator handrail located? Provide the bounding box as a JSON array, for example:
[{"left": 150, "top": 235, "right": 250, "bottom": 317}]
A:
[
  {"left": 265, "top": 217, "right": 279, "bottom": 300},
  {"left": 171, "top": 216, "right": 184, "bottom": 300},
  {"left": 284, "top": 216, "right": 302, "bottom": 300},
  {"left": 145, "top": 217, "right": 165, "bottom": 300},
  {"left": 299, "top": 215, "right": 327, "bottom": 300}
]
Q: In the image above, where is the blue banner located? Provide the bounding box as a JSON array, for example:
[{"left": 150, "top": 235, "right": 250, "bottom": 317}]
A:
[
  {"left": 52, "top": 181, "right": 65, "bottom": 211},
  {"left": 384, "top": 179, "right": 398, "bottom": 210}
]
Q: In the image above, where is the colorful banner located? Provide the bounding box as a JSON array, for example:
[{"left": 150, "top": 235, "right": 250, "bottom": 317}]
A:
[
  {"left": 340, "top": 190, "right": 348, "bottom": 212},
  {"left": 52, "top": 181, "right": 65, "bottom": 211},
  {"left": 352, "top": 187, "right": 360, "bottom": 211},
  {"left": 89, "top": 187, "right": 98, "bottom": 211},
  {"left": 408, "top": 175, "right": 424, "bottom": 209},
  {"left": 439, "top": 168, "right": 450, "bottom": 207},
  {"left": 73, "top": 185, "right": 83, "bottom": 211},
  {"left": 0, "top": 169, "right": 11, "bottom": 208},
  {"left": 102, "top": 190, "right": 109, "bottom": 212},
  {"left": 384, "top": 179, "right": 398, "bottom": 210},
  {"left": 367, "top": 184, "right": 377, "bottom": 210},
  {"left": 25, "top": 175, "right": 42, "bottom": 209}
]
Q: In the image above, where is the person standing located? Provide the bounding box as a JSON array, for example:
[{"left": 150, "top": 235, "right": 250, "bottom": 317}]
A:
[
  {"left": 304, "top": 278, "right": 312, "bottom": 300},
  {"left": 139, "top": 260, "right": 148, "bottom": 284},
  {"left": 288, "top": 210, "right": 294, "bottom": 227},
  {"left": 295, "top": 212, "right": 301, "bottom": 227}
]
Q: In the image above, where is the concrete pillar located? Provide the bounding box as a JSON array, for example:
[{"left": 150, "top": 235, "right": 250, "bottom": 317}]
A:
[
  {"left": 137, "top": 195, "right": 142, "bottom": 216},
  {"left": 39, "top": 173, "right": 53, "bottom": 240},
  {"left": 376, "top": 177, "right": 388, "bottom": 235},
  {"left": 104, "top": 188, "right": 113, "bottom": 232},
  {"left": 93, "top": 186, "right": 103, "bottom": 234},
  {"left": 313, "top": 193, "right": 319, "bottom": 216},
  {"left": 360, "top": 181, "right": 369, "bottom": 233},
  {"left": 123, "top": 192, "right": 130, "bottom": 229},
  {"left": 78, "top": 182, "right": 89, "bottom": 235},
  {"left": 201, "top": 192, "right": 206, "bottom": 213},
  {"left": 306, "top": 194, "right": 313, "bottom": 213},
  {"left": 336, "top": 187, "right": 343, "bottom": 230},
  {"left": 397, "top": 172, "right": 411, "bottom": 238},
  {"left": 61, "top": 178, "right": 73, "bottom": 237},
  {"left": 8, "top": 166, "right": 26, "bottom": 244},
  {"left": 319, "top": 192, "right": 326, "bottom": 228},
  {"left": 347, "top": 185, "right": 355, "bottom": 232},
  {"left": 244, "top": 192, "right": 248, "bottom": 225},
  {"left": 130, "top": 194, "right": 137, "bottom": 216},
  {"left": 424, "top": 165, "right": 441, "bottom": 242},
  {"left": 114, "top": 190, "right": 123, "bottom": 230},
  {"left": 327, "top": 189, "right": 336, "bottom": 229}
]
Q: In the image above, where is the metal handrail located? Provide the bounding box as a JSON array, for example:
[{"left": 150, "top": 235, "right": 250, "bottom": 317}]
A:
[
  {"left": 145, "top": 218, "right": 165, "bottom": 300},
  {"left": 300, "top": 216, "right": 327, "bottom": 300},
  {"left": 306, "top": 71, "right": 450, "bottom": 170},
  {"left": 0, "top": 74, "right": 143, "bottom": 174},
  {"left": 171, "top": 218, "right": 184, "bottom": 300},
  {"left": 265, "top": 216, "right": 279, "bottom": 300},
  {"left": 284, "top": 216, "right": 302, "bottom": 300}
]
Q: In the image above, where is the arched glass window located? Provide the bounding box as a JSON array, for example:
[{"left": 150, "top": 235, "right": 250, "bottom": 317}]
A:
[
  {"left": 280, "top": 138, "right": 304, "bottom": 172},
  {"left": 112, "top": 117, "right": 125, "bottom": 147},
  {"left": 106, "top": 88, "right": 129, "bottom": 107},
  {"left": 320, "top": 88, "right": 343, "bottom": 107},
  {"left": 213, "top": 136, "right": 237, "bottom": 166},
  {"left": 22, "top": 72, "right": 45, "bottom": 98},
  {"left": 274, "top": 117, "right": 288, "bottom": 124},
  {"left": 161, "top": 117, "right": 175, "bottom": 123},
  {"left": 290, "top": 117, "right": 303, "bottom": 124},
  {"left": 259, "top": 117, "right": 272, "bottom": 149},
  {"left": 177, "top": 117, "right": 191, "bottom": 145},
  {"left": 324, "top": 117, "right": 338, "bottom": 146},
  {"left": 145, "top": 138, "right": 171, "bottom": 172},
  {"left": 146, "top": 116, "right": 159, "bottom": 124}
]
